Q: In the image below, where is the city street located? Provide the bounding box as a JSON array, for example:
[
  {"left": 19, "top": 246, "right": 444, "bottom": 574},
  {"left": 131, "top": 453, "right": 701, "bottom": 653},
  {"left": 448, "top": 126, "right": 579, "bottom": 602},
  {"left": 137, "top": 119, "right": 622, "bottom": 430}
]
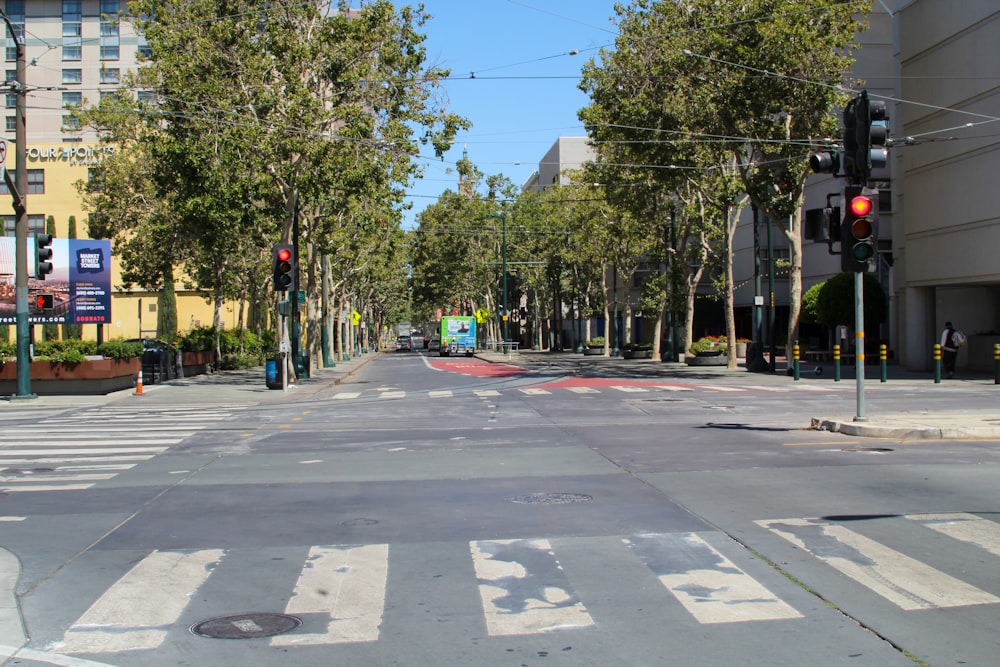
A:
[{"left": 2, "top": 351, "right": 1000, "bottom": 666}]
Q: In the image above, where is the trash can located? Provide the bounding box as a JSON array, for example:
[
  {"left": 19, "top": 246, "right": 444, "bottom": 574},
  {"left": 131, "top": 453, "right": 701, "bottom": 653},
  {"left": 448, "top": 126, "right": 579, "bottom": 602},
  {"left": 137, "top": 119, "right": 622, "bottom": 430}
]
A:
[{"left": 266, "top": 353, "right": 281, "bottom": 389}]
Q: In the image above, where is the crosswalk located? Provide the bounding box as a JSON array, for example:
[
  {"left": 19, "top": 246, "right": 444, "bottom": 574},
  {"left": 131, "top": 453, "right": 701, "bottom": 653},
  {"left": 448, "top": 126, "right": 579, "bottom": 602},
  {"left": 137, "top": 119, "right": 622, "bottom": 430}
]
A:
[
  {"left": 45, "top": 513, "right": 1000, "bottom": 655},
  {"left": 0, "top": 404, "right": 248, "bottom": 493},
  {"left": 328, "top": 383, "right": 840, "bottom": 402}
]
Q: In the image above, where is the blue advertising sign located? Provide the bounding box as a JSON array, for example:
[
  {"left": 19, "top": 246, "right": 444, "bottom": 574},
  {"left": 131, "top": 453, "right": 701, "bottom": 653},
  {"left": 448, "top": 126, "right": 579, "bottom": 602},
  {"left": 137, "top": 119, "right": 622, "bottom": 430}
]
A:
[{"left": 0, "top": 237, "right": 112, "bottom": 325}]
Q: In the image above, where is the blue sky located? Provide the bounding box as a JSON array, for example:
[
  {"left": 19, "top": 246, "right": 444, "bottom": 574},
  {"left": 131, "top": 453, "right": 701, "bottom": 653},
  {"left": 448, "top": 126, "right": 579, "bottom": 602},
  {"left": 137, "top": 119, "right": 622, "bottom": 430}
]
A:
[{"left": 403, "top": 1, "right": 620, "bottom": 228}]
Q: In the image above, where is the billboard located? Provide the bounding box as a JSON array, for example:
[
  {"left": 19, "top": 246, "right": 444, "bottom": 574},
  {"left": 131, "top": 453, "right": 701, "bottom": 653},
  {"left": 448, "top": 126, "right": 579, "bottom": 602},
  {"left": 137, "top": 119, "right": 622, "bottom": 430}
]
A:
[{"left": 0, "top": 237, "right": 112, "bottom": 325}]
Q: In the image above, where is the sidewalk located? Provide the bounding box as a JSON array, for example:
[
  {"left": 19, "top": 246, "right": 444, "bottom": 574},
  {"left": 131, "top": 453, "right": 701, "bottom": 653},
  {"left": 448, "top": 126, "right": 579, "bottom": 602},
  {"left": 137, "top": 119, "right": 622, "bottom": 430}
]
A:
[{"left": 476, "top": 347, "right": 1000, "bottom": 441}]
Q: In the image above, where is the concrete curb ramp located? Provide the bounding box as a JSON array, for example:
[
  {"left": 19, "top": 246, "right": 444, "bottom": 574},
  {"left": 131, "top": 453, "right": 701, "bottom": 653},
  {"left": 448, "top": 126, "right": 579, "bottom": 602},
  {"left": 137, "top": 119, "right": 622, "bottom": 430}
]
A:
[
  {"left": 0, "top": 546, "right": 26, "bottom": 657},
  {"left": 812, "top": 417, "right": 1000, "bottom": 440}
]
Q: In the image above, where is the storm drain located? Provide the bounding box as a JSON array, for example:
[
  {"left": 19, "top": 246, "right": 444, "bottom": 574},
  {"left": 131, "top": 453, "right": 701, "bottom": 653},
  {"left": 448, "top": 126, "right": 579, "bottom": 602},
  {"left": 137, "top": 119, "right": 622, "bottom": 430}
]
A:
[
  {"left": 507, "top": 492, "right": 593, "bottom": 505},
  {"left": 191, "top": 613, "right": 302, "bottom": 639}
]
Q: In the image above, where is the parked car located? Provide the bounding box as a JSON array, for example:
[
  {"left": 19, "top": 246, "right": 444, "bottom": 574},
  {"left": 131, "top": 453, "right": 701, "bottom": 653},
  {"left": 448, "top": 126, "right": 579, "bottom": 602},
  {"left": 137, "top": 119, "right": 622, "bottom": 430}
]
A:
[
  {"left": 395, "top": 335, "right": 412, "bottom": 352},
  {"left": 427, "top": 337, "right": 440, "bottom": 352}
]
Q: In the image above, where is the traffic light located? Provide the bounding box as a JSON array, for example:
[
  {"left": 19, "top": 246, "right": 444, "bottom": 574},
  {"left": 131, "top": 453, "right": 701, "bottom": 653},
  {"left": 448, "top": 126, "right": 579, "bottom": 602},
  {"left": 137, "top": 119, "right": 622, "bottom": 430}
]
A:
[
  {"left": 33, "top": 293, "right": 54, "bottom": 311},
  {"left": 844, "top": 90, "right": 889, "bottom": 183},
  {"left": 808, "top": 150, "right": 840, "bottom": 175},
  {"left": 841, "top": 185, "right": 878, "bottom": 273},
  {"left": 271, "top": 243, "right": 295, "bottom": 292},
  {"left": 842, "top": 97, "right": 859, "bottom": 180},
  {"left": 35, "top": 233, "right": 53, "bottom": 280}
]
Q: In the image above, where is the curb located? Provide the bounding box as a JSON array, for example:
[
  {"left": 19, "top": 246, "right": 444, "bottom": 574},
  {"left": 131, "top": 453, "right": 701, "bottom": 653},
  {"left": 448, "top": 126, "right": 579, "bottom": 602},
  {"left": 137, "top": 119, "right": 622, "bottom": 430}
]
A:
[
  {"left": 0, "top": 547, "right": 25, "bottom": 655},
  {"left": 811, "top": 417, "right": 1000, "bottom": 440}
]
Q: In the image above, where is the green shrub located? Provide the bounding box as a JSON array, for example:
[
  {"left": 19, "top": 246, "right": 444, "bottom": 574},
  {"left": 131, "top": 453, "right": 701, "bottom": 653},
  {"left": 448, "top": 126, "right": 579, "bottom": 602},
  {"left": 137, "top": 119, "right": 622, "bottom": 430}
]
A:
[
  {"left": 219, "top": 352, "right": 259, "bottom": 370},
  {"left": 586, "top": 336, "right": 606, "bottom": 346},
  {"left": 97, "top": 339, "right": 143, "bottom": 360},
  {"left": 34, "top": 339, "right": 97, "bottom": 358},
  {"left": 179, "top": 326, "right": 216, "bottom": 353},
  {"left": 689, "top": 336, "right": 728, "bottom": 355}
]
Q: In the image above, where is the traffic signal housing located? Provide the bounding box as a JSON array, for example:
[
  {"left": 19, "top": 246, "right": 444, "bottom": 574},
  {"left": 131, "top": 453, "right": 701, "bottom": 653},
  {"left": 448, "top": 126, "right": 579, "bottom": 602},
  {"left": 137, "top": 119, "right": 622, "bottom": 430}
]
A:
[
  {"left": 33, "top": 293, "right": 54, "bottom": 311},
  {"left": 854, "top": 90, "right": 889, "bottom": 180},
  {"left": 841, "top": 186, "right": 879, "bottom": 273},
  {"left": 272, "top": 243, "right": 295, "bottom": 292},
  {"left": 35, "top": 233, "right": 53, "bottom": 280}
]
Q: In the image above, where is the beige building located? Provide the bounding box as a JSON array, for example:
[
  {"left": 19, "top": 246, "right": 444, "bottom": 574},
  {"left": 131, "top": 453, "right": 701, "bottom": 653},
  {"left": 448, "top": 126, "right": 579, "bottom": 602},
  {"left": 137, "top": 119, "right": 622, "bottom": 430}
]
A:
[{"left": 1, "top": 2, "right": 234, "bottom": 341}]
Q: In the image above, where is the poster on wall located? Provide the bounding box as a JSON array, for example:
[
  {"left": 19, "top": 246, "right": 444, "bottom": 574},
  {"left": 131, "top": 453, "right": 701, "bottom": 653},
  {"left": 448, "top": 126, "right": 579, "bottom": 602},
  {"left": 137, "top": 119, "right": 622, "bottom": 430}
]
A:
[{"left": 0, "top": 237, "right": 112, "bottom": 325}]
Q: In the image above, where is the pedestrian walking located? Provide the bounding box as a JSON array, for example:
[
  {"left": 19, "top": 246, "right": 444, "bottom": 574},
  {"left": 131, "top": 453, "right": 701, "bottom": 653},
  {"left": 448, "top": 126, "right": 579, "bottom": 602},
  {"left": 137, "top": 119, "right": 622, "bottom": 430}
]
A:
[{"left": 940, "top": 321, "right": 962, "bottom": 378}]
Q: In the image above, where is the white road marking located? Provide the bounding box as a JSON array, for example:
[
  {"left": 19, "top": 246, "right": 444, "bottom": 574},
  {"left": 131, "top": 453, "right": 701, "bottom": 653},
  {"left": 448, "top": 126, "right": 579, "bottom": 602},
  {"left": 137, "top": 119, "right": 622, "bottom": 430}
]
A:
[
  {"left": 272, "top": 544, "right": 389, "bottom": 646},
  {"left": 518, "top": 388, "right": 551, "bottom": 395},
  {"left": 60, "top": 549, "right": 224, "bottom": 653},
  {"left": 907, "top": 513, "right": 1000, "bottom": 557},
  {"left": 471, "top": 538, "right": 594, "bottom": 636},
  {"left": 564, "top": 387, "right": 600, "bottom": 394},
  {"left": 625, "top": 533, "right": 801, "bottom": 624},
  {"left": 758, "top": 518, "right": 1000, "bottom": 610},
  {"left": 610, "top": 386, "right": 649, "bottom": 393}
]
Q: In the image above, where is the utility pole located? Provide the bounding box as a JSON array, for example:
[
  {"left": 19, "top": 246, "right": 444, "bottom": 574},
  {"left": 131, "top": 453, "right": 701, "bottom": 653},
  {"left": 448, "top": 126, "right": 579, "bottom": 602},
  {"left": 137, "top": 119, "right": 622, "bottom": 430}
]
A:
[{"left": 1, "top": 9, "right": 32, "bottom": 398}]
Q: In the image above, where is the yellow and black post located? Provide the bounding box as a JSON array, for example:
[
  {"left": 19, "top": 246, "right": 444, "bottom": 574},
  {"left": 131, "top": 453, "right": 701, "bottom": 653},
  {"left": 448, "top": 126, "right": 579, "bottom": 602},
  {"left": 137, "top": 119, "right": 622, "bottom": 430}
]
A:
[
  {"left": 994, "top": 343, "right": 999, "bottom": 385},
  {"left": 793, "top": 340, "right": 800, "bottom": 381},
  {"left": 880, "top": 344, "right": 888, "bottom": 383},
  {"left": 833, "top": 344, "right": 841, "bottom": 382},
  {"left": 933, "top": 343, "right": 942, "bottom": 384}
]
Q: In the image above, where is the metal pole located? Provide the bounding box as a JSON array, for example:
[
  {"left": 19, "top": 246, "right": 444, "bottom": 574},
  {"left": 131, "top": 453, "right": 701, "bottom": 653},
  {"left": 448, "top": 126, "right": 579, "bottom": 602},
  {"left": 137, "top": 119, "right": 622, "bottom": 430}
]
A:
[
  {"left": 854, "top": 272, "right": 866, "bottom": 421},
  {"left": 1, "top": 10, "right": 31, "bottom": 398},
  {"left": 502, "top": 214, "right": 508, "bottom": 346},
  {"left": 766, "top": 214, "right": 776, "bottom": 372}
]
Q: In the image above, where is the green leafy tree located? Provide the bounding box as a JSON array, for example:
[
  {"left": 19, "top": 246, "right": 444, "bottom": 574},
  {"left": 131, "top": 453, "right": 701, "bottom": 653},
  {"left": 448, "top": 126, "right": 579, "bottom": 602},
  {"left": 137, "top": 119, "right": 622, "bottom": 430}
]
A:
[{"left": 580, "top": 0, "right": 868, "bottom": 353}]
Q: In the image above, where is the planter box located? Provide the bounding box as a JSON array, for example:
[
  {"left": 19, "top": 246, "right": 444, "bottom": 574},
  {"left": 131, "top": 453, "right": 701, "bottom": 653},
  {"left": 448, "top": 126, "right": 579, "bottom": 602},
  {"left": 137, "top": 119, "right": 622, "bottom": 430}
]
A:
[
  {"left": 0, "top": 358, "right": 140, "bottom": 395},
  {"left": 685, "top": 354, "right": 729, "bottom": 366},
  {"left": 182, "top": 350, "right": 215, "bottom": 376},
  {"left": 623, "top": 349, "right": 653, "bottom": 359},
  {"left": 583, "top": 346, "right": 605, "bottom": 356}
]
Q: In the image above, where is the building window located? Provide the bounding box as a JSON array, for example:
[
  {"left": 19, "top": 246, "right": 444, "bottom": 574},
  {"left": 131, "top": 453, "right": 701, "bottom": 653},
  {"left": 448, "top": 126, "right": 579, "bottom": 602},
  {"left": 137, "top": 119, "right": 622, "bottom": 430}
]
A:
[
  {"left": 0, "top": 170, "right": 43, "bottom": 195},
  {"left": 5, "top": 1, "right": 24, "bottom": 62},
  {"left": 63, "top": 115, "right": 81, "bottom": 131},
  {"left": 62, "top": 91, "right": 83, "bottom": 108},
  {"left": 27, "top": 169, "right": 44, "bottom": 195},
  {"left": 5, "top": 93, "right": 14, "bottom": 108},
  {"left": 137, "top": 90, "right": 158, "bottom": 106},
  {"left": 100, "top": 67, "right": 120, "bottom": 85},
  {"left": 100, "top": 1, "right": 121, "bottom": 62},
  {"left": 62, "top": 69, "right": 83, "bottom": 85},
  {"left": 5, "top": 116, "right": 14, "bottom": 132},
  {"left": 2, "top": 214, "right": 45, "bottom": 237},
  {"left": 63, "top": 20, "right": 82, "bottom": 61}
]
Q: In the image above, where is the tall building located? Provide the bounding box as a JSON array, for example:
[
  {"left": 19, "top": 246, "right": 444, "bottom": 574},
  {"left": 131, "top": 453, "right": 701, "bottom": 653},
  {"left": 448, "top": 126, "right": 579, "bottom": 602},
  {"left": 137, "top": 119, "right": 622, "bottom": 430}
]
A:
[{"left": 0, "top": 2, "right": 231, "bottom": 339}]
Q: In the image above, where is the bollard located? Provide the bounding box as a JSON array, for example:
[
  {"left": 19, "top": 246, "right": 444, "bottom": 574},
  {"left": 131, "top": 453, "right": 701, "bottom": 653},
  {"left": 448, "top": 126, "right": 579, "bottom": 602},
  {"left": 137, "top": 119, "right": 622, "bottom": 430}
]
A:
[
  {"left": 933, "top": 343, "right": 941, "bottom": 384},
  {"left": 134, "top": 370, "right": 144, "bottom": 396},
  {"left": 995, "top": 343, "right": 1000, "bottom": 385},
  {"left": 880, "top": 344, "right": 887, "bottom": 383},
  {"left": 793, "top": 341, "right": 800, "bottom": 381},
  {"left": 833, "top": 344, "right": 841, "bottom": 382}
]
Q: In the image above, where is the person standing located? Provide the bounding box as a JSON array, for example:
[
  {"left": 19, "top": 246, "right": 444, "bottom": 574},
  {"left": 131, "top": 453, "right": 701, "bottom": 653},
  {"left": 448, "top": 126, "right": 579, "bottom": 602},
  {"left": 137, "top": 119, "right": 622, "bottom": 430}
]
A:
[{"left": 941, "top": 321, "right": 958, "bottom": 378}]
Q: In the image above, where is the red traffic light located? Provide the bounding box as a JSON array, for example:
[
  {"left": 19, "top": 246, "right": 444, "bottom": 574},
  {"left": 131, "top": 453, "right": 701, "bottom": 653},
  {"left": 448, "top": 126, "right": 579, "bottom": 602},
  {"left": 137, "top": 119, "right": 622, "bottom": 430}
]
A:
[
  {"left": 276, "top": 247, "right": 292, "bottom": 262},
  {"left": 849, "top": 195, "right": 873, "bottom": 217},
  {"left": 34, "top": 293, "right": 54, "bottom": 310}
]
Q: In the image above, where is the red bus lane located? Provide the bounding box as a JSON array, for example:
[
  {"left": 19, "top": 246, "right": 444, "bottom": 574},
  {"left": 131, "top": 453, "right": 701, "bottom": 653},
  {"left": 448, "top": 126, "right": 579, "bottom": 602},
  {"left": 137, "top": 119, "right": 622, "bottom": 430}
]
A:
[{"left": 428, "top": 359, "right": 527, "bottom": 378}]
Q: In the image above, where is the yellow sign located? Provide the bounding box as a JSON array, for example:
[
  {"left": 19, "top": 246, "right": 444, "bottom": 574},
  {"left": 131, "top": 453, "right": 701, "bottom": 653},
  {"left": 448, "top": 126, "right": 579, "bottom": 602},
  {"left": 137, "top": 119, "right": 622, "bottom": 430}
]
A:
[
  {"left": 475, "top": 308, "right": 490, "bottom": 323},
  {"left": 351, "top": 309, "right": 361, "bottom": 325}
]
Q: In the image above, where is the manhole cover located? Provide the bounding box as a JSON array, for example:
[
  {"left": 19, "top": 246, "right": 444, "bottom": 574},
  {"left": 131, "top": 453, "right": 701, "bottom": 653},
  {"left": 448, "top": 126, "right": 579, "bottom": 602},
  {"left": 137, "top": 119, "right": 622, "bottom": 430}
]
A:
[
  {"left": 191, "top": 613, "right": 302, "bottom": 639},
  {"left": 841, "top": 446, "right": 894, "bottom": 453},
  {"left": 507, "top": 492, "right": 593, "bottom": 505},
  {"left": 341, "top": 517, "right": 379, "bottom": 527}
]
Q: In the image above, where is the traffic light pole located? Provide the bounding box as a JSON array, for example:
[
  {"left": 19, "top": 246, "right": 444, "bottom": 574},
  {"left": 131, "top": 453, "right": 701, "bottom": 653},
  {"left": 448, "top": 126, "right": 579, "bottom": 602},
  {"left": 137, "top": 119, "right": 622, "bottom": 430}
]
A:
[
  {"left": 854, "top": 271, "right": 866, "bottom": 421},
  {"left": 1, "top": 9, "right": 32, "bottom": 399}
]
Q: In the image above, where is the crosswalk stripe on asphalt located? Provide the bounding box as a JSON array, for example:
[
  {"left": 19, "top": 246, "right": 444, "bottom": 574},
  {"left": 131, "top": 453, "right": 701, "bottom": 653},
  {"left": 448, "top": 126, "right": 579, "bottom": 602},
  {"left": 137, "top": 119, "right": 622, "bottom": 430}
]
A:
[{"left": 49, "top": 517, "right": 1000, "bottom": 655}]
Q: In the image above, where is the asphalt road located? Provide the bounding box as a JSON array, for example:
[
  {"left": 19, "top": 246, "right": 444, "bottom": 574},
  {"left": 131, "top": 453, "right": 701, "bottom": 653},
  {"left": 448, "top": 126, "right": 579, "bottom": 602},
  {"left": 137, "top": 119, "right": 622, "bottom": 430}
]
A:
[{"left": 2, "top": 351, "right": 1000, "bottom": 666}]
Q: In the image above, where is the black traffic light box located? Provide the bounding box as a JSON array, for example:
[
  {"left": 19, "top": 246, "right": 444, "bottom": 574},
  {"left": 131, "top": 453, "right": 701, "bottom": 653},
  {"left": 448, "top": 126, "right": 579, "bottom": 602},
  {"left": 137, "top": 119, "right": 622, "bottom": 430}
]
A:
[
  {"left": 35, "top": 233, "right": 53, "bottom": 280},
  {"left": 272, "top": 243, "right": 295, "bottom": 292},
  {"left": 841, "top": 185, "right": 879, "bottom": 273},
  {"left": 33, "top": 293, "right": 54, "bottom": 311}
]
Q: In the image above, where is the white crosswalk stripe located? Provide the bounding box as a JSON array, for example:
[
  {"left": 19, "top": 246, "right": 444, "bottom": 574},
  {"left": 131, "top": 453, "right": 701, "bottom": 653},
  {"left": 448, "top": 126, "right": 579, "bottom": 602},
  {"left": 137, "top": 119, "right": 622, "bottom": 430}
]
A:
[
  {"left": 757, "top": 517, "right": 1000, "bottom": 610},
  {"left": 0, "top": 405, "right": 247, "bottom": 493},
  {"left": 326, "top": 383, "right": 850, "bottom": 402},
  {"left": 48, "top": 518, "right": 1000, "bottom": 655}
]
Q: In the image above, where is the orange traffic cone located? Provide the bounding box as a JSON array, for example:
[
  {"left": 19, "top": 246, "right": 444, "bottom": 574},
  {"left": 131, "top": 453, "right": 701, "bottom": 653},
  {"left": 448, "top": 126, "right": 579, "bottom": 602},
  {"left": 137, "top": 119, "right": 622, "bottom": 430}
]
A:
[{"left": 134, "top": 370, "right": 144, "bottom": 396}]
